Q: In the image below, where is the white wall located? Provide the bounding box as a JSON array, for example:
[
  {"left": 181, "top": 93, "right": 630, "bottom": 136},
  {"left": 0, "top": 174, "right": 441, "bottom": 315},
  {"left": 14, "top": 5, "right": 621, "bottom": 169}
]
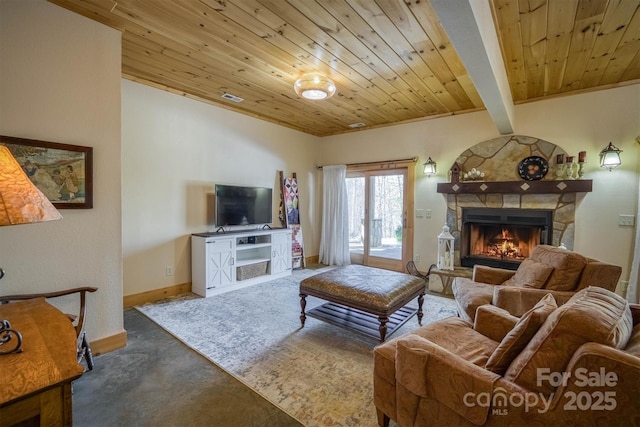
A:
[
  {"left": 0, "top": 0, "right": 123, "bottom": 341},
  {"left": 122, "top": 80, "right": 321, "bottom": 296},
  {"left": 4, "top": 1, "right": 636, "bottom": 346},
  {"left": 319, "top": 85, "right": 640, "bottom": 291}
]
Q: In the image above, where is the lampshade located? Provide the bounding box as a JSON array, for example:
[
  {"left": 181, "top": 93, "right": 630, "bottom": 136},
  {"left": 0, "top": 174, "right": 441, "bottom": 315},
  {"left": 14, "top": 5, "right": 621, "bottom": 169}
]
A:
[
  {"left": 294, "top": 73, "right": 336, "bottom": 100},
  {"left": 0, "top": 145, "right": 62, "bottom": 226},
  {"left": 423, "top": 157, "right": 437, "bottom": 176},
  {"left": 599, "top": 142, "right": 622, "bottom": 171}
]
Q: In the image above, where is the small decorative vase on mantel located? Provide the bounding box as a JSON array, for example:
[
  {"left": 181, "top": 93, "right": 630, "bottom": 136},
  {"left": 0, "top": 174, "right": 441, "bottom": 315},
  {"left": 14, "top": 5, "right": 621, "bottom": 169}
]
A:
[
  {"left": 576, "top": 151, "right": 586, "bottom": 179},
  {"left": 555, "top": 154, "right": 565, "bottom": 180},
  {"left": 565, "top": 157, "right": 577, "bottom": 180}
]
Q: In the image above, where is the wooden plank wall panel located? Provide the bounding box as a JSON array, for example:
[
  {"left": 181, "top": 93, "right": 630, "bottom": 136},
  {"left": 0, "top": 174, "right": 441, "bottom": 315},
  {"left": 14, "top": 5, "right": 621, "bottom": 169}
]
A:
[
  {"left": 601, "top": 6, "right": 640, "bottom": 84},
  {"left": 581, "top": 0, "right": 640, "bottom": 88},
  {"left": 208, "top": 0, "right": 409, "bottom": 123},
  {"left": 545, "top": 0, "right": 578, "bottom": 94},
  {"left": 561, "top": 0, "right": 608, "bottom": 91},
  {"left": 255, "top": 0, "right": 449, "bottom": 117},
  {"left": 233, "top": 0, "right": 416, "bottom": 119},
  {"left": 370, "top": 0, "right": 476, "bottom": 111},
  {"left": 47, "top": 0, "right": 640, "bottom": 136},
  {"left": 492, "top": 0, "right": 528, "bottom": 101},
  {"left": 343, "top": 0, "right": 463, "bottom": 112},
  {"left": 519, "top": 0, "right": 548, "bottom": 98},
  {"left": 288, "top": 0, "right": 442, "bottom": 114}
]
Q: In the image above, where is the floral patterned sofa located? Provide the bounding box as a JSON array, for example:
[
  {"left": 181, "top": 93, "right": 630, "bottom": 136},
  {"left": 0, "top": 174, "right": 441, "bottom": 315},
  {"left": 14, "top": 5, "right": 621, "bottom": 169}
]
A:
[{"left": 373, "top": 287, "right": 639, "bottom": 426}]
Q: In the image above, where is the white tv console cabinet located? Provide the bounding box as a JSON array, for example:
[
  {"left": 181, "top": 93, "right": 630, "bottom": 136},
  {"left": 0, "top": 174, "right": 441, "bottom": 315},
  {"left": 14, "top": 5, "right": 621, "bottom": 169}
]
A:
[{"left": 191, "top": 228, "right": 292, "bottom": 297}]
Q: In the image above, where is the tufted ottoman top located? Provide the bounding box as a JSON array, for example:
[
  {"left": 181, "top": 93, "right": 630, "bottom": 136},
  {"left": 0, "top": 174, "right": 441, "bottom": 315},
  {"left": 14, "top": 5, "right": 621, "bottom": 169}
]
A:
[{"left": 300, "top": 265, "right": 426, "bottom": 315}]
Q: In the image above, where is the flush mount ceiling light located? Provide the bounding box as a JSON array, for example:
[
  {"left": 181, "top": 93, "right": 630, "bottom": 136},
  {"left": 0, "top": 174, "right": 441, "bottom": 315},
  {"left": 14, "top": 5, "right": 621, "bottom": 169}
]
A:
[{"left": 294, "top": 73, "right": 336, "bottom": 100}]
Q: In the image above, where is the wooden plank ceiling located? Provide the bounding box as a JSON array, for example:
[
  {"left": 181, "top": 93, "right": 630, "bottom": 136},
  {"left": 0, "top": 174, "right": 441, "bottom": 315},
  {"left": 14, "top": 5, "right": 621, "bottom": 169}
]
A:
[{"left": 49, "top": 0, "right": 640, "bottom": 137}]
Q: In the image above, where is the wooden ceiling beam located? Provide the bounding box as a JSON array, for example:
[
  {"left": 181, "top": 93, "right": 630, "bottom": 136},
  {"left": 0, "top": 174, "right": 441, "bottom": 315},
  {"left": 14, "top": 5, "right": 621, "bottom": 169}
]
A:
[{"left": 431, "top": 0, "right": 515, "bottom": 134}]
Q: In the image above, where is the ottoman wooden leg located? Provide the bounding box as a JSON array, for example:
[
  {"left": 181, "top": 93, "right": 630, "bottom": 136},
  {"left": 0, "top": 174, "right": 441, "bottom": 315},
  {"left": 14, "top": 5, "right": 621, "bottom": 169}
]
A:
[
  {"left": 299, "top": 294, "right": 307, "bottom": 327},
  {"left": 376, "top": 409, "right": 390, "bottom": 427},
  {"left": 378, "top": 316, "right": 389, "bottom": 342},
  {"left": 417, "top": 293, "right": 424, "bottom": 325}
]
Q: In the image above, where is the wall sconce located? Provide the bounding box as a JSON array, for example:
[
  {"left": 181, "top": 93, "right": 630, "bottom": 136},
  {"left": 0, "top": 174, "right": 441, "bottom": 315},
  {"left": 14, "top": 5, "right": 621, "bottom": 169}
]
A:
[
  {"left": 294, "top": 73, "right": 336, "bottom": 100},
  {"left": 423, "top": 157, "right": 437, "bottom": 176},
  {"left": 599, "top": 142, "right": 622, "bottom": 171}
]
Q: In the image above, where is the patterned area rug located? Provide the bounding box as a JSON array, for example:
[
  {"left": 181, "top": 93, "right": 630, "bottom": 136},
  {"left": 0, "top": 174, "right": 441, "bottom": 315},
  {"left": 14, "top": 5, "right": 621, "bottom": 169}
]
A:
[{"left": 136, "top": 267, "right": 457, "bottom": 427}]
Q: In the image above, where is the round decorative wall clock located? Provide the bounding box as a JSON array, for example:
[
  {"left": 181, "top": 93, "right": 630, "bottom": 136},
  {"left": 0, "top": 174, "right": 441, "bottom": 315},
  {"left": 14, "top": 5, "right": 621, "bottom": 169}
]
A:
[{"left": 517, "top": 156, "right": 549, "bottom": 181}]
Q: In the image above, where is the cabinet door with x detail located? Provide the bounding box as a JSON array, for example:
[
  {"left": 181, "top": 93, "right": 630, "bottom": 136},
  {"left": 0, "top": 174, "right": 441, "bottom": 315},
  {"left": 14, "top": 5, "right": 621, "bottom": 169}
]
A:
[{"left": 205, "top": 239, "right": 235, "bottom": 290}]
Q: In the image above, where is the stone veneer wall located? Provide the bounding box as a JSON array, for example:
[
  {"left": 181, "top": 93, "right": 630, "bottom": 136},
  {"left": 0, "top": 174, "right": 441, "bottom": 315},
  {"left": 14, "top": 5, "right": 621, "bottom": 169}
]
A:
[{"left": 446, "top": 135, "right": 579, "bottom": 265}]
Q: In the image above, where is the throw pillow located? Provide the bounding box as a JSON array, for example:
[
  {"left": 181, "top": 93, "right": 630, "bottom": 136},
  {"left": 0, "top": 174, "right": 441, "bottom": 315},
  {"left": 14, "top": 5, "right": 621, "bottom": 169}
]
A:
[
  {"left": 502, "top": 259, "right": 553, "bottom": 288},
  {"left": 529, "top": 245, "right": 586, "bottom": 291},
  {"left": 485, "top": 293, "right": 557, "bottom": 375}
]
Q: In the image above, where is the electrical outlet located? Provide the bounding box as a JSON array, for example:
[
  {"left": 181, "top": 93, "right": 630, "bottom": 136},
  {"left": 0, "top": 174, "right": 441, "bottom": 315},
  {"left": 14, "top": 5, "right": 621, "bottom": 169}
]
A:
[
  {"left": 414, "top": 254, "right": 420, "bottom": 262},
  {"left": 425, "top": 209, "right": 432, "bottom": 218},
  {"left": 166, "top": 265, "right": 174, "bottom": 276},
  {"left": 618, "top": 215, "right": 635, "bottom": 227},
  {"left": 415, "top": 209, "right": 424, "bottom": 218}
]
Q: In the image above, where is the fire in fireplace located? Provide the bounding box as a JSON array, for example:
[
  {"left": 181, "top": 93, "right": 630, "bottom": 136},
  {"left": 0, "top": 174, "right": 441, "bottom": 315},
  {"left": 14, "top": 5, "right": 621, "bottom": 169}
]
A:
[{"left": 460, "top": 208, "right": 553, "bottom": 270}]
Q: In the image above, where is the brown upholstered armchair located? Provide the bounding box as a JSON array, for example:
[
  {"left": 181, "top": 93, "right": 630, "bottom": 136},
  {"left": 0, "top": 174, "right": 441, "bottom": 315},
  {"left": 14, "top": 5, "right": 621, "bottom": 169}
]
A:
[
  {"left": 1, "top": 287, "right": 98, "bottom": 370},
  {"left": 373, "top": 287, "right": 639, "bottom": 427},
  {"left": 452, "top": 245, "right": 622, "bottom": 322}
]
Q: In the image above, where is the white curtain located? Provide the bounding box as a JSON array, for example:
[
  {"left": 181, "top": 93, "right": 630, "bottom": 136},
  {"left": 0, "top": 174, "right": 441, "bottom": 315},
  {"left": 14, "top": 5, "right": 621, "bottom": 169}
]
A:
[
  {"left": 319, "top": 165, "right": 350, "bottom": 266},
  {"left": 628, "top": 174, "right": 640, "bottom": 304}
]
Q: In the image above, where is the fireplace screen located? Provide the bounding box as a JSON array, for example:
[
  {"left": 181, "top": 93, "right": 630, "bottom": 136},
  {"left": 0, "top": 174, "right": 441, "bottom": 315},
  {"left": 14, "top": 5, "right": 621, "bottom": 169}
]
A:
[
  {"left": 469, "top": 225, "right": 541, "bottom": 261},
  {"left": 461, "top": 208, "right": 553, "bottom": 270}
]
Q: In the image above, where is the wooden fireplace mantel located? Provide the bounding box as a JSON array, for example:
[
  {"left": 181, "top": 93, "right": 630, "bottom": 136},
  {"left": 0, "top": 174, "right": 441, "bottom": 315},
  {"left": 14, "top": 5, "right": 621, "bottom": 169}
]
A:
[{"left": 436, "top": 179, "right": 592, "bottom": 194}]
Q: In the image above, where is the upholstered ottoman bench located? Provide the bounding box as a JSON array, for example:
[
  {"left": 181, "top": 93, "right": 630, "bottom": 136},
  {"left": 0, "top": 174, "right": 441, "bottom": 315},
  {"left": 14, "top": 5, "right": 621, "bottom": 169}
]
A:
[{"left": 299, "top": 265, "right": 427, "bottom": 342}]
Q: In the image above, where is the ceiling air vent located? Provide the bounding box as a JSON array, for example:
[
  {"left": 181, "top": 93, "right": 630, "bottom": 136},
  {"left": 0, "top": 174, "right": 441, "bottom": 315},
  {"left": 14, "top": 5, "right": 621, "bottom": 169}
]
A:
[
  {"left": 221, "top": 93, "right": 244, "bottom": 103},
  {"left": 348, "top": 123, "right": 366, "bottom": 128}
]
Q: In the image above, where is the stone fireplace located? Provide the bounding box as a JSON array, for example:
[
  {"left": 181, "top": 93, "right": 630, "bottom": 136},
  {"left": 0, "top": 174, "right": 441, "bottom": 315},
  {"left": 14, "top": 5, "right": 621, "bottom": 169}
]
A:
[{"left": 437, "top": 135, "right": 593, "bottom": 270}]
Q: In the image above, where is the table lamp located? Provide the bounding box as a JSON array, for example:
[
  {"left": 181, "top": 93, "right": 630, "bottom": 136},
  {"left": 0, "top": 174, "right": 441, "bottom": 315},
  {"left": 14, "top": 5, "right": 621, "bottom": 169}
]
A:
[{"left": 0, "top": 144, "right": 62, "bottom": 354}]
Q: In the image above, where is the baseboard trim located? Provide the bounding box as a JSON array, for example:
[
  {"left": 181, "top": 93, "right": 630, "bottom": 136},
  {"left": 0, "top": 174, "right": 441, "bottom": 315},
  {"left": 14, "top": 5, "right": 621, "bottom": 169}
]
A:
[
  {"left": 123, "top": 283, "right": 192, "bottom": 308},
  {"left": 91, "top": 330, "right": 127, "bottom": 356}
]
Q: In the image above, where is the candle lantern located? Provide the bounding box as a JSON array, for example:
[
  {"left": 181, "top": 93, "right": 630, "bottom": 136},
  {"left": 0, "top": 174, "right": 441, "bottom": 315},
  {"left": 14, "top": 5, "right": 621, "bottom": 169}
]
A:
[{"left": 437, "top": 224, "right": 455, "bottom": 270}]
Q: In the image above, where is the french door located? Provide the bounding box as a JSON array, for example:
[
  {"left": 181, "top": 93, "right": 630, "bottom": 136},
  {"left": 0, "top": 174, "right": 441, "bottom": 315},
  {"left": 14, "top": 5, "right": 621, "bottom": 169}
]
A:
[{"left": 346, "top": 165, "right": 414, "bottom": 271}]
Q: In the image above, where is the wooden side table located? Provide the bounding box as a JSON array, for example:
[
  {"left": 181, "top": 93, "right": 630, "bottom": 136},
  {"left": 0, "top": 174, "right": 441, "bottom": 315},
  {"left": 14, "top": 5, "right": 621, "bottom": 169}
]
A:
[
  {"left": 0, "top": 298, "right": 84, "bottom": 427},
  {"left": 429, "top": 267, "right": 473, "bottom": 295}
]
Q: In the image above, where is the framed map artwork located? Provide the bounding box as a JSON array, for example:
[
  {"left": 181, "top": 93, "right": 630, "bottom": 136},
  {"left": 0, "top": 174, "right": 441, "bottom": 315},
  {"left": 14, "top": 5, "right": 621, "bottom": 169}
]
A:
[{"left": 0, "top": 135, "right": 93, "bottom": 209}]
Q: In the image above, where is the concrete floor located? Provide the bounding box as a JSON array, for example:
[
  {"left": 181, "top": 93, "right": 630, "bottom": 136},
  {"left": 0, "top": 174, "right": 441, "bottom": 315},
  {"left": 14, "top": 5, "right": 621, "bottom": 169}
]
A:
[{"left": 73, "top": 308, "right": 302, "bottom": 427}]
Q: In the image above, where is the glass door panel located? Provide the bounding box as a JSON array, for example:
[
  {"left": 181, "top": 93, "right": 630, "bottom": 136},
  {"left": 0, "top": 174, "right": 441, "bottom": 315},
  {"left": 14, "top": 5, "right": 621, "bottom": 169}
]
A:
[
  {"left": 369, "top": 174, "right": 404, "bottom": 263},
  {"left": 346, "top": 175, "right": 365, "bottom": 265},
  {"left": 347, "top": 169, "right": 407, "bottom": 271}
]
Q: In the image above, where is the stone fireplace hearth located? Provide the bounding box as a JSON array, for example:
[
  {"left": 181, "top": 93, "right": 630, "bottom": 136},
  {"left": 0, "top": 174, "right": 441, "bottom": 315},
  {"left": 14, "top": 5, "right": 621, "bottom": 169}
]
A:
[{"left": 437, "top": 135, "right": 592, "bottom": 269}]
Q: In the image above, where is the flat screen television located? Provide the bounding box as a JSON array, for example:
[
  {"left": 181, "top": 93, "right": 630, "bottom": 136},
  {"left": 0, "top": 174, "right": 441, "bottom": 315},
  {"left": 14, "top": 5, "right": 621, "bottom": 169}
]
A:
[{"left": 215, "top": 184, "right": 273, "bottom": 226}]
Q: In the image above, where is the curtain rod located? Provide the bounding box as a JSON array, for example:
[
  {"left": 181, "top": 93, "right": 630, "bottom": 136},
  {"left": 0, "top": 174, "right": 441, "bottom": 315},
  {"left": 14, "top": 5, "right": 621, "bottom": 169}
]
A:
[{"left": 317, "top": 156, "right": 417, "bottom": 169}]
